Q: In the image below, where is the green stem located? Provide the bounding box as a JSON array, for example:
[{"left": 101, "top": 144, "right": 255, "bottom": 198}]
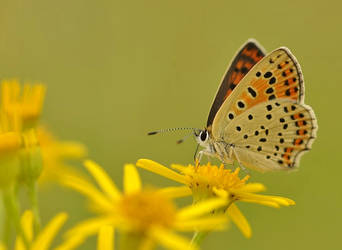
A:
[
  {"left": 3, "top": 185, "right": 30, "bottom": 249},
  {"left": 190, "top": 231, "right": 209, "bottom": 247},
  {"left": 1, "top": 196, "right": 11, "bottom": 248},
  {"left": 27, "top": 181, "right": 41, "bottom": 234}
]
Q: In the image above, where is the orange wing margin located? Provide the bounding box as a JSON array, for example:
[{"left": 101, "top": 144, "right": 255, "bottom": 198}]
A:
[{"left": 207, "top": 39, "right": 265, "bottom": 127}]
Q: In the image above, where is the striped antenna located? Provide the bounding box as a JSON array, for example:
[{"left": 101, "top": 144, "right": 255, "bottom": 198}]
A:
[
  {"left": 148, "top": 127, "right": 201, "bottom": 144},
  {"left": 147, "top": 127, "right": 200, "bottom": 136}
]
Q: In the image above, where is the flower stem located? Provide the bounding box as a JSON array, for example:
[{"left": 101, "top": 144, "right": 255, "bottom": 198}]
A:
[
  {"left": 2, "top": 202, "right": 11, "bottom": 247},
  {"left": 190, "top": 231, "right": 209, "bottom": 247},
  {"left": 2, "top": 185, "right": 30, "bottom": 249},
  {"left": 28, "top": 181, "right": 41, "bottom": 234}
]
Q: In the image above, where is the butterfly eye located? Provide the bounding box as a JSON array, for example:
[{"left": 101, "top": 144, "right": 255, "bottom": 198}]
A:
[{"left": 200, "top": 130, "right": 208, "bottom": 142}]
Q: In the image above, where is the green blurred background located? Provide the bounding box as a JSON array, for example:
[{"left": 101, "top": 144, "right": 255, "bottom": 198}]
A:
[{"left": 0, "top": 0, "right": 340, "bottom": 249}]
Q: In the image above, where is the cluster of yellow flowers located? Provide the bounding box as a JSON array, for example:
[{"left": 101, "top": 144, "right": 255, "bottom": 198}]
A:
[{"left": 0, "top": 81, "right": 295, "bottom": 250}]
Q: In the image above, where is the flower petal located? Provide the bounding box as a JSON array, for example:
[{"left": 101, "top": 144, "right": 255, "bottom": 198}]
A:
[
  {"left": 84, "top": 160, "right": 121, "bottom": 201},
  {"left": 21, "top": 210, "right": 34, "bottom": 242},
  {"left": 158, "top": 186, "right": 192, "bottom": 198},
  {"left": 237, "top": 192, "right": 295, "bottom": 207},
  {"left": 31, "top": 212, "right": 68, "bottom": 250},
  {"left": 267, "top": 196, "right": 295, "bottom": 206},
  {"left": 66, "top": 217, "right": 115, "bottom": 238},
  {"left": 136, "top": 159, "right": 187, "bottom": 185},
  {"left": 227, "top": 203, "right": 251, "bottom": 238},
  {"left": 0, "top": 243, "right": 6, "bottom": 250},
  {"left": 15, "top": 210, "right": 34, "bottom": 250},
  {"left": 177, "top": 198, "right": 227, "bottom": 220},
  {"left": 212, "top": 187, "right": 228, "bottom": 198},
  {"left": 61, "top": 174, "right": 113, "bottom": 211},
  {"left": 238, "top": 183, "right": 266, "bottom": 193},
  {"left": 148, "top": 226, "right": 197, "bottom": 250},
  {"left": 240, "top": 199, "right": 280, "bottom": 208},
  {"left": 97, "top": 225, "right": 114, "bottom": 250},
  {"left": 123, "top": 164, "right": 141, "bottom": 194},
  {"left": 55, "top": 235, "right": 86, "bottom": 250}
]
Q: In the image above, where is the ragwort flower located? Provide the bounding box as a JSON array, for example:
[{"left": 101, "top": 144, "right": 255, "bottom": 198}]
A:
[
  {"left": 136, "top": 159, "right": 295, "bottom": 238},
  {"left": 1, "top": 80, "right": 45, "bottom": 130},
  {"left": 60, "top": 160, "right": 228, "bottom": 250},
  {"left": 0, "top": 80, "right": 86, "bottom": 185}
]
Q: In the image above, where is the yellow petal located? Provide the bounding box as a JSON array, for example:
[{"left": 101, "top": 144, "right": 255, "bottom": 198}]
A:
[
  {"left": 123, "top": 164, "right": 141, "bottom": 194},
  {"left": 148, "top": 226, "right": 197, "bottom": 250},
  {"left": 21, "top": 210, "right": 34, "bottom": 242},
  {"left": 14, "top": 239, "right": 25, "bottom": 250},
  {"left": 212, "top": 187, "right": 228, "bottom": 198},
  {"left": 31, "top": 213, "right": 68, "bottom": 250},
  {"left": 97, "top": 225, "right": 114, "bottom": 250},
  {"left": 58, "top": 141, "right": 86, "bottom": 159},
  {"left": 268, "top": 196, "right": 295, "bottom": 206},
  {"left": 84, "top": 160, "right": 121, "bottom": 201},
  {"left": 15, "top": 210, "right": 34, "bottom": 250},
  {"left": 158, "top": 186, "right": 192, "bottom": 198},
  {"left": 66, "top": 217, "right": 114, "bottom": 238},
  {"left": 174, "top": 215, "right": 228, "bottom": 231},
  {"left": 240, "top": 199, "right": 280, "bottom": 208},
  {"left": 0, "top": 132, "right": 21, "bottom": 153},
  {"left": 61, "top": 174, "right": 113, "bottom": 211},
  {"left": 55, "top": 235, "right": 86, "bottom": 250},
  {"left": 238, "top": 183, "right": 266, "bottom": 193},
  {"left": 136, "top": 159, "right": 187, "bottom": 185},
  {"left": 227, "top": 203, "right": 251, "bottom": 238},
  {"left": 0, "top": 242, "right": 6, "bottom": 250},
  {"left": 237, "top": 192, "right": 295, "bottom": 207},
  {"left": 177, "top": 198, "right": 227, "bottom": 220}
]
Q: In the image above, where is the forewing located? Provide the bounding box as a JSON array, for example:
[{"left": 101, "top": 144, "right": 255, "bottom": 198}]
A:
[
  {"left": 211, "top": 47, "right": 304, "bottom": 138},
  {"left": 225, "top": 99, "right": 317, "bottom": 171},
  {"left": 207, "top": 39, "right": 265, "bottom": 127}
]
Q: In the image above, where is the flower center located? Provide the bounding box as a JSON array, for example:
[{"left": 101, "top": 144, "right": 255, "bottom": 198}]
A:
[
  {"left": 172, "top": 163, "right": 249, "bottom": 201},
  {"left": 119, "top": 190, "right": 176, "bottom": 231}
]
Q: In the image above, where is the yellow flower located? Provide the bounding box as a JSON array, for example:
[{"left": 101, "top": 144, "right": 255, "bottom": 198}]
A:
[
  {"left": 97, "top": 225, "right": 114, "bottom": 250},
  {"left": 60, "top": 160, "right": 228, "bottom": 250},
  {"left": 0, "top": 210, "right": 67, "bottom": 250},
  {"left": 136, "top": 159, "right": 295, "bottom": 238},
  {"left": 37, "top": 127, "right": 87, "bottom": 184},
  {"left": 1, "top": 80, "right": 45, "bottom": 129}
]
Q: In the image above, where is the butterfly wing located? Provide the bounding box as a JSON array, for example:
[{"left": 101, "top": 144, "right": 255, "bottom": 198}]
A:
[
  {"left": 206, "top": 39, "right": 265, "bottom": 127},
  {"left": 211, "top": 47, "right": 305, "bottom": 139},
  {"left": 225, "top": 99, "right": 317, "bottom": 171}
]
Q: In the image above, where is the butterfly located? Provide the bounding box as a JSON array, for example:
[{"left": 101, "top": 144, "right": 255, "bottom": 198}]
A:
[{"left": 192, "top": 39, "right": 318, "bottom": 172}]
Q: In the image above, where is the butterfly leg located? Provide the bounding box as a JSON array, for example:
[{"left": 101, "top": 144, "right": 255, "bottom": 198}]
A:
[
  {"left": 195, "top": 150, "right": 204, "bottom": 167},
  {"left": 231, "top": 146, "right": 249, "bottom": 173}
]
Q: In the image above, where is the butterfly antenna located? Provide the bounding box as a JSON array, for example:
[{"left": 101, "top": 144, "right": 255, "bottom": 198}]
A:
[
  {"left": 148, "top": 127, "right": 201, "bottom": 144},
  {"left": 147, "top": 127, "right": 199, "bottom": 136},
  {"left": 176, "top": 131, "right": 194, "bottom": 144}
]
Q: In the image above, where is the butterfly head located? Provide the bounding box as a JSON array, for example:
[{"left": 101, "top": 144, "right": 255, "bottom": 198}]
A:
[{"left": 195, "top": 129, "right": 210, "bottom": 148}]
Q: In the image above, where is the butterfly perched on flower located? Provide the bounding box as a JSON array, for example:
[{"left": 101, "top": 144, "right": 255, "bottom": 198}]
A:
[{"left": 150, "top": 39, "right": 317, "bottom": 172}]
